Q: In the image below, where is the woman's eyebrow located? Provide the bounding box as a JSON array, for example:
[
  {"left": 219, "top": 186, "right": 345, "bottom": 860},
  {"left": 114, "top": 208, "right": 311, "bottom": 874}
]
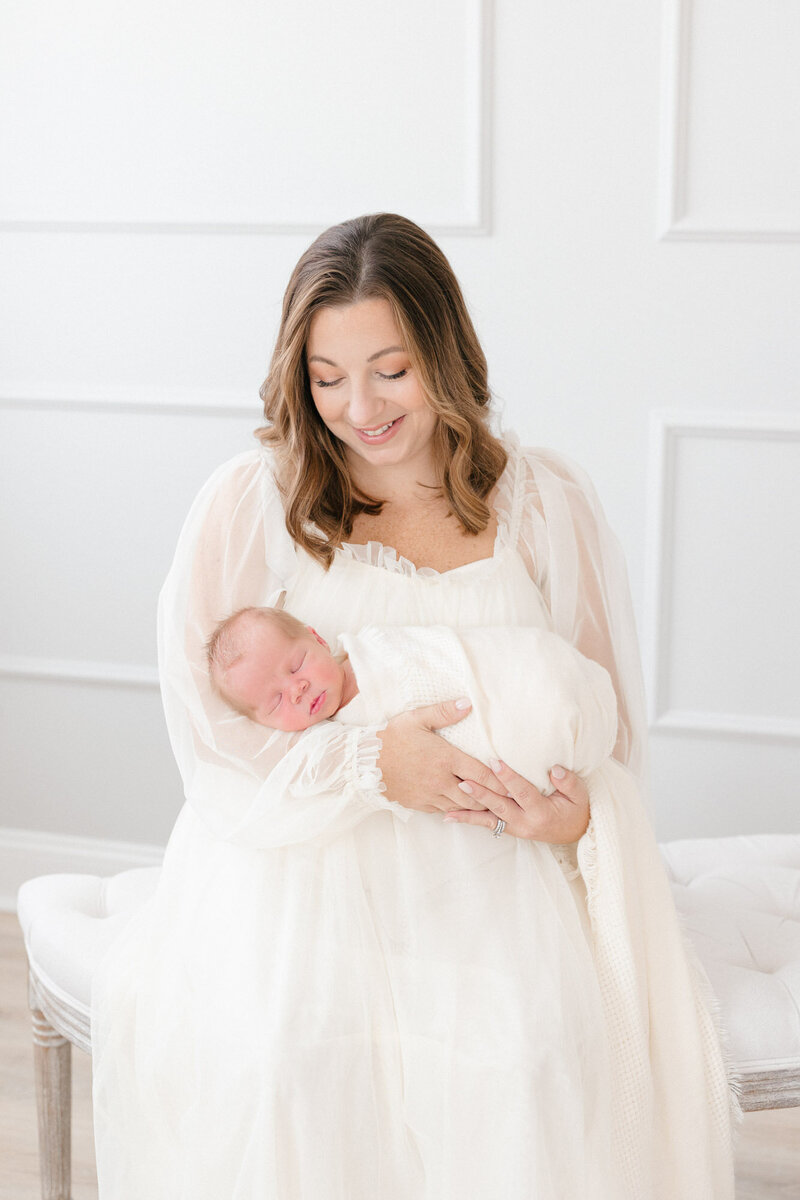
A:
[{"left": 307, "top": 345, "right": 405, "bottom": 367}]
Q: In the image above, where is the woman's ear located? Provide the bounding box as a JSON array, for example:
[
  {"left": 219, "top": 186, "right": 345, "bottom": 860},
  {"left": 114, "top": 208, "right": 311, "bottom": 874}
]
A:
[{"left": 307, "top": 625, "right": 329, "bottom": 650}]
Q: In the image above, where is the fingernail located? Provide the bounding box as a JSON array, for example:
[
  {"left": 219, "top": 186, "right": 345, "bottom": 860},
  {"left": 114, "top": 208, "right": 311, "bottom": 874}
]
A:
[
  {"left": 458, "top": 781, "right": 473, "bottom": 795},
  {"left": 490, "top": 758, "right": 503, "bottom": 773},
  {"left": 551, "top": 765, "right": 566, "bottom": 780},
  {"left": 443, "top": 815, "right": 458, "bottom": 822},
  {"left": 455, "top": 698, "right": 472, "bottom": 710}
]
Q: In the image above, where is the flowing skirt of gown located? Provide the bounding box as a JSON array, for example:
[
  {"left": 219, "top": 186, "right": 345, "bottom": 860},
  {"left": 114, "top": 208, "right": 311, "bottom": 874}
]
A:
[{"left": 92, "top": 791, "right": 623, "bottom": 1198}]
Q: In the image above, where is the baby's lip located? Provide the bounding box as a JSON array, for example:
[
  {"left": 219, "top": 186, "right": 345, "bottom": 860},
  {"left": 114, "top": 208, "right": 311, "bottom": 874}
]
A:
[{"left": 310, "top": 691, "right": 325, "bottom": 716}]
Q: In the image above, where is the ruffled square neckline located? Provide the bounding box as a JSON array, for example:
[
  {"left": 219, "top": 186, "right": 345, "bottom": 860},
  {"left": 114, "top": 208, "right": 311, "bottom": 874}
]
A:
[{"left": 335, "top": 434, "right": 521, "bottom": 580}]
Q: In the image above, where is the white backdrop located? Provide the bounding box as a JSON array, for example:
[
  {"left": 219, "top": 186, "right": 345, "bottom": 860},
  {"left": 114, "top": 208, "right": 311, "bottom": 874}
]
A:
[{"left": 1, "top": 0, "right": 798, "bottom": 898}]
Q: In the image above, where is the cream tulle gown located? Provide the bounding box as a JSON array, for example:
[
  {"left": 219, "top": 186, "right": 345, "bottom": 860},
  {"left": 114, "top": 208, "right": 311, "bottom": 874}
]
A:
[{"left": 91, "top": 434, "right": 737, "bottom": 1198}]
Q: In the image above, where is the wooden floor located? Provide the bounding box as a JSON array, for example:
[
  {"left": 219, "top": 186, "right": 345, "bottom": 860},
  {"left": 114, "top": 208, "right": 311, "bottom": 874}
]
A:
[{"left": 1, "top": 913, "right": 799, "bottom": 1199}]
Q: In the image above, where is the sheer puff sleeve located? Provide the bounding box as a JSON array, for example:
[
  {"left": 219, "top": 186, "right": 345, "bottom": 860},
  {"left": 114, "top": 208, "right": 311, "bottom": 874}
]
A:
[
  {"left": 509, "top": 439, "right": 650, "bottom": 816},
  {"left": 157, "top": 448, "right": 411, "bottom": 849}
]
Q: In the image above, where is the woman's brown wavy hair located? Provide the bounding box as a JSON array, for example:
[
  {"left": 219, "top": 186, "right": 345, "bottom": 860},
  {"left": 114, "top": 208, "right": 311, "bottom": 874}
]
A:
[{"left": 256, "top": 212, "right": 507, "bottom": 568}]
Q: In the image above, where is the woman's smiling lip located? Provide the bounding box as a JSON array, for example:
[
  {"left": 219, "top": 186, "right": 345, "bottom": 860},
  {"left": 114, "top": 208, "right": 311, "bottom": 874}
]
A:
[
  {"left": 353, "top": 415, "right": 405, "bottom": 444},
  {"left": 310, "top": 691, "right": 326, "bottom": 716}
]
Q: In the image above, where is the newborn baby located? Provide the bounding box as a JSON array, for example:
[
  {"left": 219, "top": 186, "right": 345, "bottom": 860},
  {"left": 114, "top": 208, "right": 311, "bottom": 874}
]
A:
[
  {"left": 207, "top": 607, "right": 360, "bottom": 732},
  {"left": 206, "top": 605, "right": 618, "bottom": 797}
]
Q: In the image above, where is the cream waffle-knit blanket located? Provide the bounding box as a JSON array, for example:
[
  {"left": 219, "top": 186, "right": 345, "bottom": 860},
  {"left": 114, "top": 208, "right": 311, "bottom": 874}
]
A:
[{"left": 337, "top": 623, "right": 742, "bottom": 1199}]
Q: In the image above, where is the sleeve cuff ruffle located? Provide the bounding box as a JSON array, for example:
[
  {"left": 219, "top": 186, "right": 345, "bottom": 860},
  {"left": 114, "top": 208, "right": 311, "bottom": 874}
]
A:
[{"left": 350, "top": 724, "right": 414, "bottom": 823}]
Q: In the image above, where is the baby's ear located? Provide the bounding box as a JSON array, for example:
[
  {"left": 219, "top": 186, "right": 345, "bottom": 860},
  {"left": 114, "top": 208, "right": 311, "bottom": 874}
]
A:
[{"left": 307, "top": 625, "right": 328, "bottom": 649}]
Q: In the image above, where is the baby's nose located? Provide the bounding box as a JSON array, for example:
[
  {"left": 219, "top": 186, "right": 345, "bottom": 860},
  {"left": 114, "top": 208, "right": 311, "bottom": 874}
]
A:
[{"left": 291, "top": 679, "right": 309, "bottom": 703}]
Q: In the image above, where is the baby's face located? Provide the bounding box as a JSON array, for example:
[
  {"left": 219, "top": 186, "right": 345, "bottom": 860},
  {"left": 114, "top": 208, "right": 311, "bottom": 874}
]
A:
[{"left": 223, "top": 621, "right": 346, "bottom": 732}]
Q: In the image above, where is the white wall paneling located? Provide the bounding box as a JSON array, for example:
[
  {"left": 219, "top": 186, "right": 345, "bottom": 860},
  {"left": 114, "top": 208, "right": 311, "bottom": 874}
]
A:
[
  {"left": 0, "top": 393, "right": 261, "bottom": 852},
  {"left": 0, "top": 672, "right": 184, "bottom": 844},
  {"left": 659, "top": 0, "right": 800, "bottom": 240},
  {"left": 1, "top": 388, "right": 265, "bottom": 418},
  {"left": 0, "top": 0, "right": 493, "bottom": 236},
  {"left": 0, "top": 391, "right": 259, "bottom": 683},
  {"left": 3, "top": 2, "right": 799, "bottom": 857},
  {"left": 645, "top": 411, "right": 800, "bottom": 741},
  {"left": 0, "top": 657, "right": 158, "bottom": 688}
]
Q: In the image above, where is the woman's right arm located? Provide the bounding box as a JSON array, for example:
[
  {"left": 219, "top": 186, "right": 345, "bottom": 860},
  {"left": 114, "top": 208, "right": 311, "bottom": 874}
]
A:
[{"left": 159, "top": 451, "right": 502, "bottom": 847}]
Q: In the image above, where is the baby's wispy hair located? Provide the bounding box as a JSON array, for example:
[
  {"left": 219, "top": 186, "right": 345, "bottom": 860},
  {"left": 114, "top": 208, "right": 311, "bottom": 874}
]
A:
[{"left": 205, "top": 606, "right": 308, "bottom": 713}]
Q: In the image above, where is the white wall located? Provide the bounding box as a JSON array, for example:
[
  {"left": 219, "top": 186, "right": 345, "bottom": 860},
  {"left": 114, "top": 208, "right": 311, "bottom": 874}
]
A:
[{"left": 1, "top": 0, "right": 798, "bottom": 891}]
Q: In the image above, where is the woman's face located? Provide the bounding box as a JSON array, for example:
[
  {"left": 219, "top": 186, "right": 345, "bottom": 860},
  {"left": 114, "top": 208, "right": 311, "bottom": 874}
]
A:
[{"left": 306, "top": 297, "right": 437, "bottom": 476}]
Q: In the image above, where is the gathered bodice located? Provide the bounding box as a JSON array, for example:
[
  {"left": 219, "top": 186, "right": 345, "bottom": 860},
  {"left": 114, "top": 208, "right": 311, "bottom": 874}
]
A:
[
  {"left": 281, "top": 437, "right": 553, "bottom": 640},
  {"left": 284, "top": 541, "right": 554, "bottom": 646}
]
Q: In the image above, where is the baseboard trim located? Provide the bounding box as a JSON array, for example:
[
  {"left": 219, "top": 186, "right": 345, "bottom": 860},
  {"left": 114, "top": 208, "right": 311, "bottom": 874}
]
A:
[{"left": 0, "top": 827, "right": 164, "bottom": 912}]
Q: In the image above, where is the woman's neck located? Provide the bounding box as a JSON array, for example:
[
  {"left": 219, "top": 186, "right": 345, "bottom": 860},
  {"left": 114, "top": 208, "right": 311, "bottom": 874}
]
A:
[{"left": 345, "top": 445, "right": 441, "bottom": 506}]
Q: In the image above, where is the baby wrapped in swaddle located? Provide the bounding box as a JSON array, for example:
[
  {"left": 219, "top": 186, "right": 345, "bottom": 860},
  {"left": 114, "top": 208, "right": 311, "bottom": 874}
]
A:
[
  {"left": 337, "top": 623, "right": 617, "bottom": 796},
  {"left": 204, "top": 605, "right": 618, "bottom": 795}
]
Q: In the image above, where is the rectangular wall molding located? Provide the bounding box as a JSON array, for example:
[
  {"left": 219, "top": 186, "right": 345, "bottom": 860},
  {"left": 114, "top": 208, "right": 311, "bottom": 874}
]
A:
[
  {"left": 644, "top": 411, "right": 800, "bottom": 740},
  {"left": 0, "top": 655, "right": 159, "bottom": 689},
  {"left": 2, "top": 387, "right": 260, "bottom": 687},
  {"left": 0, "top": 826, "right": 164, "bottom": 913},
  {"left": 658, "top": 0, "right": 800, "bottom": 242},
  {"left": 0, "top": 0, "right": 493, "bottom": 236},
  {"left": 0, "top": 388, "right": 259, "bottom": 418}
]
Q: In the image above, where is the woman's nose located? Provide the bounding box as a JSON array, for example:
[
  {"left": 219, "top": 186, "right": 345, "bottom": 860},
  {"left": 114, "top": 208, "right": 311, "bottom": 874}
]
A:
[{"left": 346, "top": 379, "right": 384, "bottom": 427}]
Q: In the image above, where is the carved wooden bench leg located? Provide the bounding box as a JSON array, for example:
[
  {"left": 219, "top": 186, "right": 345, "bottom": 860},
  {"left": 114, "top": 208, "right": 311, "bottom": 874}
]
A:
[{"left": 31, "top": 1005, "right": 72, "bottom": 1200}]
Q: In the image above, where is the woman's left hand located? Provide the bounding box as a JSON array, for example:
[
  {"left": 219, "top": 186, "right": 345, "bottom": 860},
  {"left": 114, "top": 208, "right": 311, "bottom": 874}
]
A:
[{"left": 444, "top": 761, "right": 590, "bottom": 844}]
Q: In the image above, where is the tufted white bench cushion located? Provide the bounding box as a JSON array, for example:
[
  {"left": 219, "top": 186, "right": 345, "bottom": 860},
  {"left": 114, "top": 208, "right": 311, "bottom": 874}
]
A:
[
  {"left": 16, "top": 834, "right": 800, "bottom": 1108},
  {"left": 659, "top": 832, "right": 800, "bottom": 1108},
  {"left": 18, "top": 867, "right": 161, "bottom": 1052}
]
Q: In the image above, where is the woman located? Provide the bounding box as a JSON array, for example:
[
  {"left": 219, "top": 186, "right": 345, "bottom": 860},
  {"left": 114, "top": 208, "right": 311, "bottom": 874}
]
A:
[{"left": 92, "top": 213, "right": 738, "bottom": 1198}]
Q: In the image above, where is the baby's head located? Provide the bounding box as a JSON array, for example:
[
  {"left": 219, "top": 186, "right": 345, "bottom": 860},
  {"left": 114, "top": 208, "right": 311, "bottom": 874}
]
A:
[{"left": 205, "top": 606, "right": 346, "bottom": 732}]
